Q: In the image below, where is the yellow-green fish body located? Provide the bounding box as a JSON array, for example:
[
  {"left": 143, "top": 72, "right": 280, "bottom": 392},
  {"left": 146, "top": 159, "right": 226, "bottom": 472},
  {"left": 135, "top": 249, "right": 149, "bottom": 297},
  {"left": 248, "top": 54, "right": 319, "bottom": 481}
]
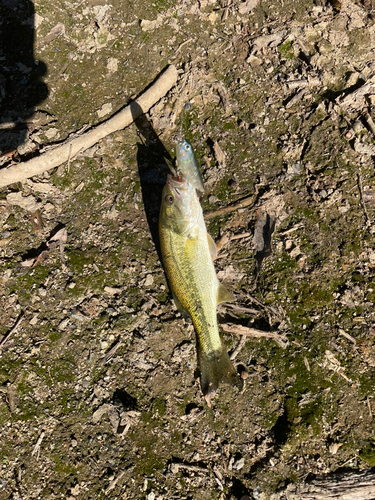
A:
[{"left": 159, "top": 175, "right": 242, "bottom": 401}]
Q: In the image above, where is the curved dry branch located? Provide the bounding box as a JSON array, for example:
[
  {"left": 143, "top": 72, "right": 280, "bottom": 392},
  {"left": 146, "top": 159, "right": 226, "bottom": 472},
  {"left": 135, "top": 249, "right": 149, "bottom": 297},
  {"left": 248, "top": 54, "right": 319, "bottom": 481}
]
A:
[{"left": 0, "top": 65, "right": 178, "bottom": 189}]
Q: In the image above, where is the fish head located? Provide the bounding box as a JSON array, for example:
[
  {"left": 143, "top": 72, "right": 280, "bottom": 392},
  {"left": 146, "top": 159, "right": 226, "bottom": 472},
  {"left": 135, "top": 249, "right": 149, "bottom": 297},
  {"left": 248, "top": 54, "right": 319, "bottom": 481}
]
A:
[
  {"left": 175, "top": 138, "right": 193, "bottom": 163},
  {"left": 159, "top": 175, "right": 200, "bottom": 234}
]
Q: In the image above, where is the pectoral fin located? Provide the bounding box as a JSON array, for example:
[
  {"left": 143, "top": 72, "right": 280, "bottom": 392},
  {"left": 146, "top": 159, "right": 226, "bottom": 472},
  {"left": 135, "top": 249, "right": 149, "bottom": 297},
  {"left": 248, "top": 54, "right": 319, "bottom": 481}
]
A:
[{"left": 217, "top": 282, "right": 235, "bottom": 305}]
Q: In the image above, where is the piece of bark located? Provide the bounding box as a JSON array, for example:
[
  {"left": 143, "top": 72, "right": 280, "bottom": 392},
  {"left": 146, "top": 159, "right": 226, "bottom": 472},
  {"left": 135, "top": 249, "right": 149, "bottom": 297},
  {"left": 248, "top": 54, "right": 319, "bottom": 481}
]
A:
[
  {"left": 270, "top": 470, "right": 375, "bottom": 500},
  {"left": 0, "top": 65, "right": 178, "bottom": 188},
  {"left": 336, "top": 74, "right": 375, "bottom": 108},
  {"left": 253, "top": 209, "right": 276, "bottom": 273}
]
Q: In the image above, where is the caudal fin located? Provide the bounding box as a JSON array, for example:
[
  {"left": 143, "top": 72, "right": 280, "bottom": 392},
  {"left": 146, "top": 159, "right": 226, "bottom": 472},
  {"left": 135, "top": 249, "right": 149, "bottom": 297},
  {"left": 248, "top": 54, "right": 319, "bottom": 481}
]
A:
[{"left": 199, "top": 347, "right": 243, "bottom": 406}]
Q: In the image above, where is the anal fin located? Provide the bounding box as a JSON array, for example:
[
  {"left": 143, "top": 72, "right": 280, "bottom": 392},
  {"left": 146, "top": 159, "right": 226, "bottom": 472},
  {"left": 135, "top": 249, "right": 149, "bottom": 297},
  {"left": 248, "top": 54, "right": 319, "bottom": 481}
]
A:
[
  {"left": 171, "top": 289, "right": 189, "bottom": 318},
  {"left": 217, "top": 282, "right": 235, "bottom": 305}
]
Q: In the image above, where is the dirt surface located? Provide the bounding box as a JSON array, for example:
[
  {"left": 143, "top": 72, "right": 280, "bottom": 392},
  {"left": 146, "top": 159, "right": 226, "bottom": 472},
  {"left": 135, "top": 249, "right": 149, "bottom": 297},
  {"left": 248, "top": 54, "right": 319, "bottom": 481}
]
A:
[{"left": 1, "top": 0, "right": 375, "bottom": 499}]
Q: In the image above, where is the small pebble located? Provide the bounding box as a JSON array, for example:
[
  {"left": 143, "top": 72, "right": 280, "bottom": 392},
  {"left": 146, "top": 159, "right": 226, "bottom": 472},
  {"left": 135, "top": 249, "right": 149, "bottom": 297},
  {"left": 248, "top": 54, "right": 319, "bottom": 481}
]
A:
[
  {"left": 144, "top": 274, "right": 154, "bottom": 287},
  {"left": 285, "top": 240, "right": 293, "bottom": 251}
]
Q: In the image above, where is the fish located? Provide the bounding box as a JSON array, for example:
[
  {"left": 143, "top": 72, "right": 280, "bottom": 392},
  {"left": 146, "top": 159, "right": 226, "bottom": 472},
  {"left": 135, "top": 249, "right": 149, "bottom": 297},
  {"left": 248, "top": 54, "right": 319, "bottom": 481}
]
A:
[
  {"left": 159, "top": 175, "right": 243, "bottom": 405},
  {"left": 175, "top": 138, "right": 205, "bottom": 193}
]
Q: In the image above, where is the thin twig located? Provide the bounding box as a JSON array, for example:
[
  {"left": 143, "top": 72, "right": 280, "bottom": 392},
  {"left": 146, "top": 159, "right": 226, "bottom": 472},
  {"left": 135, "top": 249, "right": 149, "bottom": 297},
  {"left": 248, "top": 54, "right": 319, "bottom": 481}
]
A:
[
  {"left": 31, "top": 431, "right": 45, "bottom": 458},
  {"left": 367, "top": 397, "right": 373, "bottom": 419},
  {"left": 222, "top": 323, "right": 288, "bottom": 349},
  {"left": 357, "top": 173, "right": 371, "bottom": 226},
  {"left": 303, "top": 357, "right": 310, "bottom": 372},
  {"left": 171, "top": 463, "right": 208, "bottom": 473},
  {"left": 339, "top": 328, "right": 356, "bottom": 345},
  {"left": 204, "top": 192, "right": 258, "bottom": 219},
  {"left": 121, "top": 422, "right": 131, "bottom": 437},
  {"left": 230, "top": 335, "right": 247, "bottom": 360},
  {"left": 247, "top": 294, "right": 282, "bottom": 321},
  {"left": 175, "top": 38, "right": 193, "bottom": 54},
  {"left": 0, "top": 314, "right": 24, "bottom": 349},
  {"left": 278, "top": 223, "right": 304, "bottom": 235},
  {"left": 105, "top": 470, "right": 126, "bottom": 494},
  {"left": 230, "top": 231, "right": 251, "bottom": 240},
  {"left": 67, "top": 143, "right": 72, "bottom": 173},
  {"left": 98, "top": 340, "right": 123, "bottom": 366}
]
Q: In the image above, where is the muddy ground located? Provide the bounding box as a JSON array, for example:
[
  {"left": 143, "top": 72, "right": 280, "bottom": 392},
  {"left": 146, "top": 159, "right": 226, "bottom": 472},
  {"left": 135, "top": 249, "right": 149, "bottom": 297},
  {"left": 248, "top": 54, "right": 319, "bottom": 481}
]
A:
[{"left": 1, "top": 0, "right": 375, "bottom": 498}]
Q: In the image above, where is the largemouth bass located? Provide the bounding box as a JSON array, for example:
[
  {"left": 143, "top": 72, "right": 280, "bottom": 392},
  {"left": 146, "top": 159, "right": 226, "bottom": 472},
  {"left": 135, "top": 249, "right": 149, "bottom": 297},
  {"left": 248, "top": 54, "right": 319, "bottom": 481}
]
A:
[
  {"left": 159, "top": 175, "right": 243, "bottom": 404},
  {"left": 175, "top": 138, "right": 205, "bottom": 193}
]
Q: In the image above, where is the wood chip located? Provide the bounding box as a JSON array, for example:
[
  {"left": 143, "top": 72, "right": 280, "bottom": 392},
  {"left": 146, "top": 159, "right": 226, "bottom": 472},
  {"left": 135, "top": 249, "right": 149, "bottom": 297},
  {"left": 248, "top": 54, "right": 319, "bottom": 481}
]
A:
[
  {"left": 338, "top": 328, "right": 356, "bottom": 345},
  {"left": 213, "top": 141, "right": 226, "bottom": 168},
  {"left": 31, "top": 432, "right": 45, "bottom": 458}
]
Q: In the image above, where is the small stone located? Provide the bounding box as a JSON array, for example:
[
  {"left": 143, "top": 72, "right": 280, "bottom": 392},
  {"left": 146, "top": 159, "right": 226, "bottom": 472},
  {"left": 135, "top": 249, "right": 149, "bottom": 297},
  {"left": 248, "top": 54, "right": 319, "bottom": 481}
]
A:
[
  {"left": 101, "top": 341, "right": 109, "bottom": 350},
  {"left": 285, "top": 240, "right": 294, "bottom": 251},
  {"left": 144, "top": 274, "right": 154, "bottom": 287},
  {"left": 6, "top": 192, "right": 41, "bottom": 212},
  {"left": 45, "top": 127, "right": 59, "bottom": 139},
  {"left": 58, "top": 318, "right": 70, "bottom": 330},
  {"left": 97, "top": 102, "right": 113, "bottom": 118},
  {"left": 92, "top": 403, "right": 111, "bottom": 423},
  {"left": 44, "top": 202, "right": 55, "bottom": 212},
  {"left": 107, "top": 57, "right": 118, "bottom": 73},
  {"left": 234, "top": 457, "right": 245, "bottom": 470},
  {"left": 30, "top": 314, "right": 39, "bottom": 326}
]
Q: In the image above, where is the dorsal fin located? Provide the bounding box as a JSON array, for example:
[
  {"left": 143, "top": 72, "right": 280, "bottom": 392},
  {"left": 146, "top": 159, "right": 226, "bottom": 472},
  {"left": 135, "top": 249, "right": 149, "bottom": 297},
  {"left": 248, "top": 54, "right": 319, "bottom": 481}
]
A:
[
  {"left": 217, "top": 282, "right": 235, "bottom": 305},
  {"left": 207, "top": 233, "right": 217, "bottom": 260}
]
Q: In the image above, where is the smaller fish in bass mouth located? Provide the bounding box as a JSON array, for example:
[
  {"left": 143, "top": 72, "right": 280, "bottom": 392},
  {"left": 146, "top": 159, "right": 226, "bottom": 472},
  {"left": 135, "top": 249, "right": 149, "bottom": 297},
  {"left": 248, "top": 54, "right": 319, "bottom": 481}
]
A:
[
  {"left": 159, "top": 174, "right": 243, "bottom": 405},
  {"left": 175, "top": 138, "right": 205, "bottom": 194}
]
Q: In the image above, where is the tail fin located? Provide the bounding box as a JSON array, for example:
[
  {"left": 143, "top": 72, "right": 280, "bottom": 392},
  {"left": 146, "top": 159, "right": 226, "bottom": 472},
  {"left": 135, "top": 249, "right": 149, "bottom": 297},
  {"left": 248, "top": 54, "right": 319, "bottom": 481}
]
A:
[{"left": 199, "top": 347, "right": 243, "bottom": 407}]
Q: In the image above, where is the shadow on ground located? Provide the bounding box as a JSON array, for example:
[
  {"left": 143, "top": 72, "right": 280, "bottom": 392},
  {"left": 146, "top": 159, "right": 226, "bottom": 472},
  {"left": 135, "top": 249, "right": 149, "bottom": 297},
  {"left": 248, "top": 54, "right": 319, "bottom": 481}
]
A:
[{"left": 0, "top": 0, "right": 48, "bottom": 155}]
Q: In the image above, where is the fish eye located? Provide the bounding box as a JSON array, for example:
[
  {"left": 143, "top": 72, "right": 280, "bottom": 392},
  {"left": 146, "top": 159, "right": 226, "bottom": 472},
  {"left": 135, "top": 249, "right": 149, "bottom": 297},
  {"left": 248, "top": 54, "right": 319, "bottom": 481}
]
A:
[{"left": 165, "top": 194, "right": 174, "bottom": 205}]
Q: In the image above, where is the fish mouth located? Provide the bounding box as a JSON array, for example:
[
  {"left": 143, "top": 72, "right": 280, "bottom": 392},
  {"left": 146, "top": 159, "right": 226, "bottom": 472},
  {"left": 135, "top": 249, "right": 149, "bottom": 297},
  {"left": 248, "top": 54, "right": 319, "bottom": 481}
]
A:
[{"left": 167, "top": 174, "right": 189, "bottom": 197}]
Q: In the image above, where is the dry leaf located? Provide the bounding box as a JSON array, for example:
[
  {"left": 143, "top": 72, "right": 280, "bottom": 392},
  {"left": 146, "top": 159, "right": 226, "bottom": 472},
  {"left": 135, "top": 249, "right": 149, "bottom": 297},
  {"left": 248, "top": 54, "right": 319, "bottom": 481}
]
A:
[
  {"left": 213, "top": 141, "right": 226, "bottom": 168},
  {"left": 30, "top": 210, "right": 44, "bottom": 231},
  {"left": 253, "top": 209, "right": 276, "bottom": 273},
  {"left": 238, "top": 0, "right": 260, "bottom": 15}
]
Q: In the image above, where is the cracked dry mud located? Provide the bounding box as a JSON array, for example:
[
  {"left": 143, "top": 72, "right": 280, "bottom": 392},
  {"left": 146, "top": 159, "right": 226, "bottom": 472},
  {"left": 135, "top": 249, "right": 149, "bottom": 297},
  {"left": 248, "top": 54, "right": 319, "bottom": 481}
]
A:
[{"left": 1, "top": 0, "right": 375, "bottom": 499}]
